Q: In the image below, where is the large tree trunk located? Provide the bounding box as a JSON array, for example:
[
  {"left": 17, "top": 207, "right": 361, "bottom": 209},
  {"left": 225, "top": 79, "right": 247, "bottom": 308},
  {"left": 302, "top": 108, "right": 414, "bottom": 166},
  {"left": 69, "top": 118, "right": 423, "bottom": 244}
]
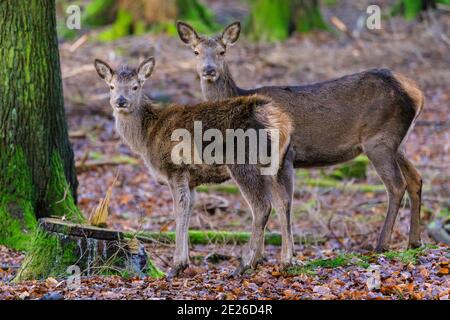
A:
[{"left": 0, "top": 0, "right": 82, "bottom": 251}]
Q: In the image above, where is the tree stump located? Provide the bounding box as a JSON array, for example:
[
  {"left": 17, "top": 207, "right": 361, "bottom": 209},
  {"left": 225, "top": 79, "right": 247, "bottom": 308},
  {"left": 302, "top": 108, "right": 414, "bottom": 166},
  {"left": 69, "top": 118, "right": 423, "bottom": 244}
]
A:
[{"left": 15, "top": 218, "right": 164, "bottom": 281}]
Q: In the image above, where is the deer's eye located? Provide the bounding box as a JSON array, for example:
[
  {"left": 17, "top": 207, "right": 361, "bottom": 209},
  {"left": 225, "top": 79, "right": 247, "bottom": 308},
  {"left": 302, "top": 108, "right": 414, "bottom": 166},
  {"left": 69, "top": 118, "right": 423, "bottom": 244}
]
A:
[
  {"left": 132, "top": 86, "right": 138, "bottom": 91},
  {"left": 219, "top": 51, "right": 225, "bottom": 56},
  {"left": 110, "top": 85, "right": 115, "bottom": 90},
  {"left": 194, "top": 51, "right": 199, "bottom": 56}
]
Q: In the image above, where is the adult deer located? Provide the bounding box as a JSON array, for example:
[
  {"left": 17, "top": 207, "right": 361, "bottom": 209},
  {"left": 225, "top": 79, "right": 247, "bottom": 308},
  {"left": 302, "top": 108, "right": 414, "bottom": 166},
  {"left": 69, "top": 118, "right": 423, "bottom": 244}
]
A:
[
  {"left": 177, "top": 21, "right": 425, "bottom": 252},
  {"left": 94, "top": 57, "right": 294, "bottom": 277}
]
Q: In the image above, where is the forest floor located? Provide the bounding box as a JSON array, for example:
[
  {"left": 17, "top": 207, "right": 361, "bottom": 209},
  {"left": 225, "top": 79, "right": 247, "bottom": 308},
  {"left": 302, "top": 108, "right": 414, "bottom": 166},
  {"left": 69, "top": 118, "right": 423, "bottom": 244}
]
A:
[{"left": 1, "top": 1, "right": 449, "bottom": 299}]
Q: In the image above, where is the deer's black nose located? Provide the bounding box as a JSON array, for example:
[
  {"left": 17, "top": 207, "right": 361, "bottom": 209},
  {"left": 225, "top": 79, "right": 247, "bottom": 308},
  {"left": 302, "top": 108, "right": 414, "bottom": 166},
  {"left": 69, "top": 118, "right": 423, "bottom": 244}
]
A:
[
  {"left": 202, "top": 66, "right": 217, "bottom": 77},
  {"left": 116, "top": 96, "right": 127, "bottom": 108}
]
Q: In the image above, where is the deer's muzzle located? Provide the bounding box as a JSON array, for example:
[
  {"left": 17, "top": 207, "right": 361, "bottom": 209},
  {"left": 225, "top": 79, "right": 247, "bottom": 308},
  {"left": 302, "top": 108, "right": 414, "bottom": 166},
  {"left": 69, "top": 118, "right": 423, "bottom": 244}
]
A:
[{"left": 115, "top": 96, "right": 129, "bottom": 109}]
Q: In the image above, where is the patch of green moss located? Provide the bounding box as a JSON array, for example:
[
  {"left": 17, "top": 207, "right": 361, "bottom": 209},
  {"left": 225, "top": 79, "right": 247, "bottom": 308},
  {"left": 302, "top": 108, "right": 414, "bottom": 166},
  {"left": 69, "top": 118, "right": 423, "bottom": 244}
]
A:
[
  {"left": 438, "top": 208, "right": 450, "bottom": 219},
  {"left": 146, "top": 258, "right": 165, "bottom": 278},
  {"left": 14, "top": 227, "right": 78, "bottom": 281},
  {"left": 196, "top": 184, "right": 240, "bottom": 195},
  {"left": 300, "top": 178, "right": 385, "bottom": 193},
  {"left": 286, "top": 247, "right": 433, "bottom": 276},
  {"left": 309, "top": 255, "right": 356, "bottom": 269},
  {"left": 0, "top": 148, "right": 37, "bottom": 251},
  {"left": 328, "top": 156, "right": 369, "bottom": 181},
  {"left": 216, "top": 184, "right": 240, "bottom": 195},
  {"left": 287, "top": 253, "right": 370, "bottom": 275},
  {"left": 383, "top": 247, "right": 425, "bottom": 264},
  {"left": 199, "top": 170, "right": 385, "bottom": 195},
  {"left": 135, "top": 230, "right": 251, "bottom": 245}
]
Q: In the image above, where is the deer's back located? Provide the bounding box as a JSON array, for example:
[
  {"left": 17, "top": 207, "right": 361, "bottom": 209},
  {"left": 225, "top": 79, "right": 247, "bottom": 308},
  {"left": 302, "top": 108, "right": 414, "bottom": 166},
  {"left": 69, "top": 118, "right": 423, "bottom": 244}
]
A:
[
  {"left": 143, "top": 95, "right": 291, "bottom": 186},
  {"left": 244, "top": 69, "right": 422, "bottom": 167}
]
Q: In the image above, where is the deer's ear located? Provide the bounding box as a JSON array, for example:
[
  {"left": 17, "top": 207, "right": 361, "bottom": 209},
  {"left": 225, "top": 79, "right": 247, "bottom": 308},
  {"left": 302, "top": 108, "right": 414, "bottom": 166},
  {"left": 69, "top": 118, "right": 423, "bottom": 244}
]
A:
[
  {"left": 137, "top": 57, "right": 155, "bottom": 82},
  {"left": 221, "top": 22, "right": 240, "bottom": 46},
  {"left": 177, "top": 21, "right": 199, "bottom": 46},
  {"left": 94, "top": 59, "right": 114, "bottom": 83}
]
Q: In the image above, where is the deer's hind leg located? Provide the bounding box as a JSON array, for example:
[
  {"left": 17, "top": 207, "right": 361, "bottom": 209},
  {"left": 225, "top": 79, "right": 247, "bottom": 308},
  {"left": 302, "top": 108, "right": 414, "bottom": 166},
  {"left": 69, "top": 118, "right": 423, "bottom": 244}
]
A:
[
  {"left": 272, "top": 148, "right": 295, "bottom": 267},
  {"left": 396, "top": 151, "right": 422, "bottom": 248},
  {"left": 227, "top": 164, "right": 272, "bottom": 276},
  {"left": 363, "top": 141, "right": 407, "bottom": 252}
]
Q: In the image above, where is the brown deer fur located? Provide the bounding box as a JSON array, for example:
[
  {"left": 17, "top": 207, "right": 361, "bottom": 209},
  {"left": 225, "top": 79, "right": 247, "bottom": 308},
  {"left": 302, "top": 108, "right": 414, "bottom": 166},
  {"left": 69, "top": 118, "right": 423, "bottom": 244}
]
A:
[
  {"left": 94, "top": 57, "right": 294, "bottom": 277},
  {"left": 177, "top": 21, "right": 425, "bottom": 253}
]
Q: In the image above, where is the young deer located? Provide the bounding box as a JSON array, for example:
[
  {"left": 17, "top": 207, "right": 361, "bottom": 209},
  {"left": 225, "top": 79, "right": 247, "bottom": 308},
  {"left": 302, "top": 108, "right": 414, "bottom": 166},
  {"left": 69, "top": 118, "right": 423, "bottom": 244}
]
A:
[
  {"left": 177, "top": 21, "right": 425, "bottom": 252},
  {"left": 94, "top": 57, "right": 295, "bottom": 277}
]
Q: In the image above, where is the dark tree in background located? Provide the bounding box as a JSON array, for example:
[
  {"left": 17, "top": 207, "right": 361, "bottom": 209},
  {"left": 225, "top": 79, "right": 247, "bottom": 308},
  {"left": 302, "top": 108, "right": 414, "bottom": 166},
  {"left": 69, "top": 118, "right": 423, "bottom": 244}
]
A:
[
  {"left": 0, "top": 0, "right": 83, "bottom": 251},
  {"left": 247, "top": 0, "right": 328, "bottom": 42},
  {"left": 392, "top": 0, "right": 449, "bottom": 20}
]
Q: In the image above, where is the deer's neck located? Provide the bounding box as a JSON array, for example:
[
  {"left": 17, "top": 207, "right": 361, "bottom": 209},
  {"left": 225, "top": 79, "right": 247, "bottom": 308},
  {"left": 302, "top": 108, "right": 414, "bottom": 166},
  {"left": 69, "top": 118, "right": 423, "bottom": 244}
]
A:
[
  {"left": 114, "top": 96, "right": 157, "bottom": 154},
  {"left": 201, "top": 64, "right": 242, "bottom": 101}
]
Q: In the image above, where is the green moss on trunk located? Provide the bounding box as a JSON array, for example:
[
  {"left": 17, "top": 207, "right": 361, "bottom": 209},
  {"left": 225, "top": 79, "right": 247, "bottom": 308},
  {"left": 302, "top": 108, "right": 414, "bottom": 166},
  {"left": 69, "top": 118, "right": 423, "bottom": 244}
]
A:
[
  {"left": 0, "top": 150, "right": 84, "bottom": 251},
  {"left": 0, "top": 149, "right": 37, "bottom": 251},
  {"left": 45, "top": 153, "right": 85, "bottom": 223}
]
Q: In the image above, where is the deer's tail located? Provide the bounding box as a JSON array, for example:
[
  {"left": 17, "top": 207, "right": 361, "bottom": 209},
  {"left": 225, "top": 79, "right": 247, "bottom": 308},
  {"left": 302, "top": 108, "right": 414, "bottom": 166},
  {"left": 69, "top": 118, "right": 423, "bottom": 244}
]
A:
[
  {"left": 253, "top": 95, "right": 293, "bottom": 168},
  {"left": 393, "top": 72, "right": 425, "bottom": 149}
]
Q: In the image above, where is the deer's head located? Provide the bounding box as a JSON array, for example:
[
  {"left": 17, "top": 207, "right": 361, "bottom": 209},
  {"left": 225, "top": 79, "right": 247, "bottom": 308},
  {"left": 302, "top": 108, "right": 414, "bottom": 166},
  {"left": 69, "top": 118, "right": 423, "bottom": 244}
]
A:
[
  {"left": 177, "top": 21, "right": 240, "bottom": 83},
  {"left": 94, "top": 57, "right": 155, "bottom": 114}
]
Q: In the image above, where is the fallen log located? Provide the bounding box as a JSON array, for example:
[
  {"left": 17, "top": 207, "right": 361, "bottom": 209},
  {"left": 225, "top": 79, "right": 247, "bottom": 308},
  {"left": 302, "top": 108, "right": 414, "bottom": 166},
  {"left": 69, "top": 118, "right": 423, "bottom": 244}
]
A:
[{"left": 131, "top": 230, "right": 326, "bottom": 246}]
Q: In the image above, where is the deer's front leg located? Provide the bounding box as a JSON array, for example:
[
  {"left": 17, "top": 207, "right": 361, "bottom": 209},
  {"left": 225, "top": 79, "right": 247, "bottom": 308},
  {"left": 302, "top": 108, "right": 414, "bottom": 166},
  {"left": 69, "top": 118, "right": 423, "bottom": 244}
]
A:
[{"left": 167, "top": 175, "right": 195, "bottom": 279}]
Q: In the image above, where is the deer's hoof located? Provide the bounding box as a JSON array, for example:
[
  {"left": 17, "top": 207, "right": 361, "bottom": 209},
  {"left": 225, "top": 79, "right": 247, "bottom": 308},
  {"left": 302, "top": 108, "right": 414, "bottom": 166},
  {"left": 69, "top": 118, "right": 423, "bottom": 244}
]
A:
[
  {"left": 281, "top": 257, "right": 304, "bottom": 270},
  {"left": 375, "top": 245, "right": 389, "bottom": 253},
  {"left": 229, "top": 263, "right": 249, "bottom": 279},
  {"left": 408, "top": 241, "right": 422, "bottom": 249},
  {"left": 166, "top": 263, "right": 188, "bottom": 279},
  {"left": 256, "top": 256, "right": 268, "bottom": 265}
]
